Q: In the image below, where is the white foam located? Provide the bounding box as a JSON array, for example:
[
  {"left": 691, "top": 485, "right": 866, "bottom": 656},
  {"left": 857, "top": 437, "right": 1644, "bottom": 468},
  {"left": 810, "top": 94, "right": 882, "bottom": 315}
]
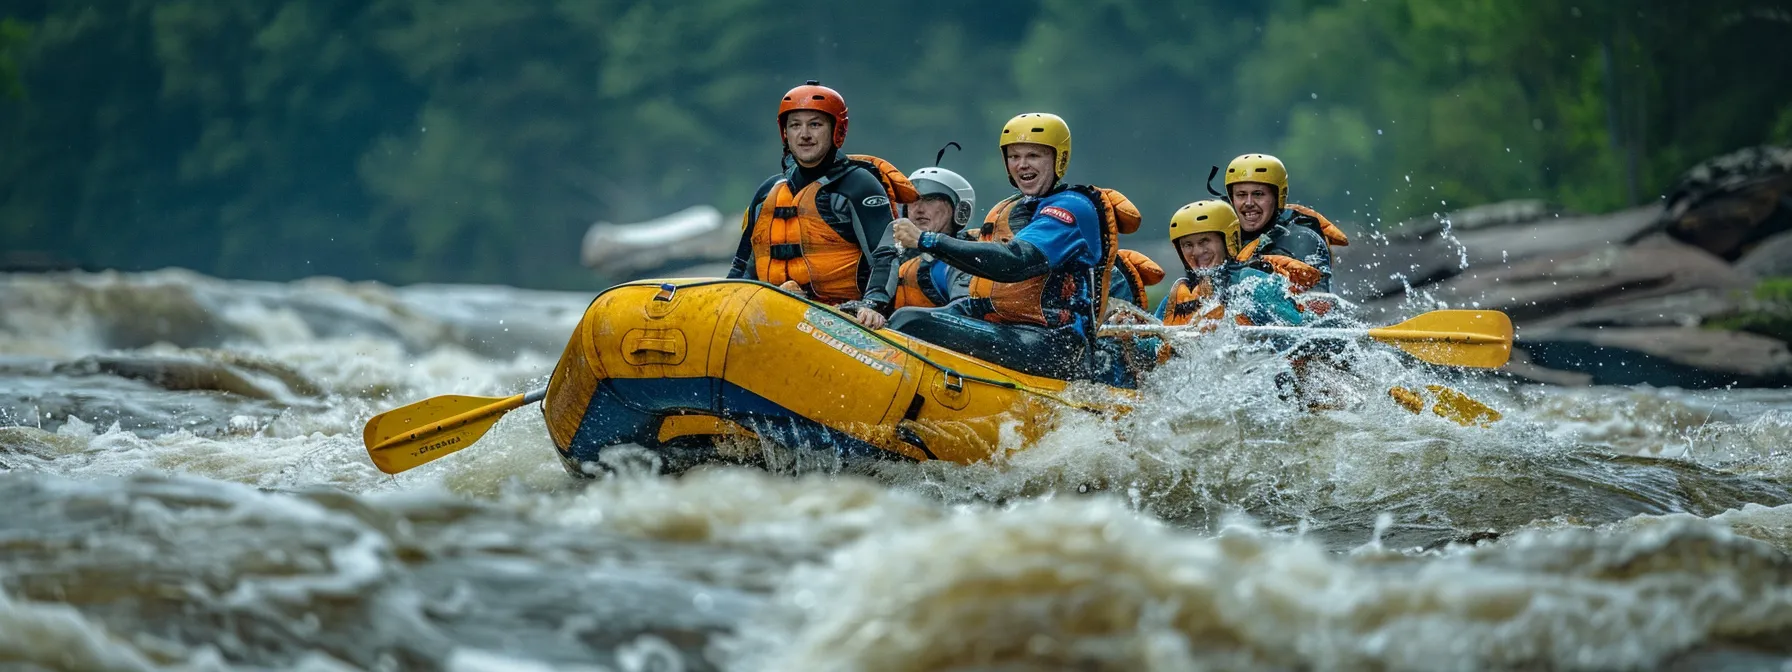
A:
[
  {"left": 446, "top": 649, "right": 613, "bottom": 672},
  {"left": 726, "top": 496, "right": 1792, "bottom": 671},
  {"left": 0, "top": 587, "right": 162, "bottom": 672},
  {"left": 540, "top": 467, "right": 946, "bottom": 558}
]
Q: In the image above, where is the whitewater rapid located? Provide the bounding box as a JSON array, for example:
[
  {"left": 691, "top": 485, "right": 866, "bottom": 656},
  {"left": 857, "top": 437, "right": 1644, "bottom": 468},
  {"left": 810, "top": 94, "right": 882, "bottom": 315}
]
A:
[{"left": 2, "top": 269, "right": 1791, "bottom": 671}]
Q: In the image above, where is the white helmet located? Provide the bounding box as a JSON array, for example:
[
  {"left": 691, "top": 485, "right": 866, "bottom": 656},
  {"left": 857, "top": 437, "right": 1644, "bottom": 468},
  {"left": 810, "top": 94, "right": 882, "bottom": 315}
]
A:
[{"left": 907, "top": 166, "right": 976, "bottom": 229}]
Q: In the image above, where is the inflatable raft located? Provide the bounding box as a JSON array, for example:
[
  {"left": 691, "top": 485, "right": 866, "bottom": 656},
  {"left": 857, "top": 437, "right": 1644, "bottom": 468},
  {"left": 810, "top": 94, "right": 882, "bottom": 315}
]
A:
[
  {"left": 538, "top": 279, "right": 1128, "bottom": 475},
  {"left": 361, "top": 280, "right": 1508, "bottom": 477}
]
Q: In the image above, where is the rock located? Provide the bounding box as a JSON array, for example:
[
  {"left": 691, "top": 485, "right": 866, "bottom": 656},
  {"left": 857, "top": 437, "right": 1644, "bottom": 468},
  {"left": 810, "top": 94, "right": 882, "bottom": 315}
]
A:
[
  {"left": 1660, "top": 145, "right": 1792, "bottom": 259},
  {"left": 1450, "top": 205, "right": 1664, "bottom": 265},
  {"left": 1385, "top": 199, "right": 1562, "bottom": 243},
  {"left": 1361, "top": 234, "right": 1752, "bottom": 323},
  {"left": 1333, "top": 205, "right": 1663, "bottom": 302},
  {"left": 1516, "top": 326, "right": 1792, "bottom": 389},
  {"left": 1664, "top": 173, "right": 1792, "bottom": 259},
  {"left": 1737, "top": 231, "right": 1792, "bottom": 278},
  {"left": 1527, "top": 289, "right": 1747, "bottom": 330},
  {"left": 1499, "top": 348, "right": 1595, "bottom": 387},
  {"left": 1331, "top": 236, "right": 1465, "bottom": 302},
  {"left": 1663, "top": 145, "right": 1792, "bottom": 214},
  {"left": 580, "top": 205, "right": 737, "bottom": 278}
]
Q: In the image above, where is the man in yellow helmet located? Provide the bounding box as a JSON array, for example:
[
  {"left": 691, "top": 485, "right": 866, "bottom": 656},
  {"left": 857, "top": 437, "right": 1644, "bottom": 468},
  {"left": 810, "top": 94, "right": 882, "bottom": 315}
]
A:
[
  {"left": 1155, "top": 200, "right": 1304, "bottom": 328},
  {"left": 1224, "top": 154, "right": 1349, "bottom": 294},
  {"left": 883, "top": 113, "right": 1115, "bottom": 380}
]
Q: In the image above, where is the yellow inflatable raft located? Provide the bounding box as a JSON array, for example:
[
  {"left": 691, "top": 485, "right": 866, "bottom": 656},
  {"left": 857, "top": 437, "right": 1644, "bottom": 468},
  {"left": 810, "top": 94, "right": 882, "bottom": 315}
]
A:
[
  {"left": 539, "top": 279, "right": 1127, "bottom": 475},
  {"left": 361, "top": 280, "right": 1509, "bottom": 477}
]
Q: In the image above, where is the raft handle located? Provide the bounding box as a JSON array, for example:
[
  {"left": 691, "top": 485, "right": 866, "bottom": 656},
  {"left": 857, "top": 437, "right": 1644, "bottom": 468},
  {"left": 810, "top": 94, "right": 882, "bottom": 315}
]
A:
[{"left": 944, "top": 371, "right": 964, "bottom": 393}]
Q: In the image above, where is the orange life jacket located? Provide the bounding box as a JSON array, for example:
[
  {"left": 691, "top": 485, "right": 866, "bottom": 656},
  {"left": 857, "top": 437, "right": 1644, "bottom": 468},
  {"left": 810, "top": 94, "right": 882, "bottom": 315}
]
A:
[
  {"left": 968, "top": 186, "right": 1142, "bottom": 327},
  {"left": 1291, "top": 203, "right": 1349, "bottom": 248},
  {"left": 1161, "top": 276, "right": 1254, "bottom": 329},
  {"left": 1249, "top": 254, "right": 1324, "bottom": 292},
  {"left": 892, "top": 255, "right": 949, "bottom": 310},
  {"left": 750, "top": 179, "right": 864, "bottom": 305},
  {"left": 845, "top": 154, "right": 918, "bottom": 219},
  {"left": 1114, "top": 248, "right": 1165, "bottom": 309}
]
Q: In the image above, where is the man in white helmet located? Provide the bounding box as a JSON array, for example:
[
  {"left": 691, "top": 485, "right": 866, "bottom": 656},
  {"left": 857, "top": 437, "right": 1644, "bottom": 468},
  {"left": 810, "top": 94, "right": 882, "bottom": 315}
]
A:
[{"left": 840, "top": 147, "right": 976, "bottom": 329}]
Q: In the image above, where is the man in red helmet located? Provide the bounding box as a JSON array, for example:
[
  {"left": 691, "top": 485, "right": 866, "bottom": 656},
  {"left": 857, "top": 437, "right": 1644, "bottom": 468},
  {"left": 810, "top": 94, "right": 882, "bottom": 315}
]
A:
[{"left": 726, "top": 81, "right": 898, "bottom": 321}]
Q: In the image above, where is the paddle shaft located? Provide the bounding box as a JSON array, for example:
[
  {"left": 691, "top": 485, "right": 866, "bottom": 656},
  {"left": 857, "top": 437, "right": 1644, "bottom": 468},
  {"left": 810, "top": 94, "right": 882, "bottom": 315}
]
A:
[
  {"left": 1099, "top": 324, "right": 1363, "bottom": 339},
  {"left": 1097, "top": 308, "right": 1514, "bottom": 369},
  {"left": 1102, "top": 324, "right": 1501, "bottom": 342}
]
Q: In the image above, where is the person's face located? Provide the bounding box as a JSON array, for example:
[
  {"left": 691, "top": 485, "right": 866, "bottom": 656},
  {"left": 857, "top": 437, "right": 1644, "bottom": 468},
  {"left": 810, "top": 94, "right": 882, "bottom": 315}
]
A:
[
  {"left": 1176, "top": 232, "right": 1227, "bottom": 270},
  {"left": 783, "top": 110, "right": 834, "bottom": 166},
  {"left": 1004, "top": 143, "right": 1056, "bottom": 196},
  {"left": 1229, "top": 182, "right": 1277, "bottom": 233},
  {"left": 907, "top": 196, "right": 956, "bottom": 233}
]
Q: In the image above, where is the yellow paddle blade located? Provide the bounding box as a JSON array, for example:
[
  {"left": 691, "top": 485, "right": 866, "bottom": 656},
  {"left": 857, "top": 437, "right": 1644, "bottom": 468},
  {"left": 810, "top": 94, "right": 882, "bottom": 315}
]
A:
[
  {"left": 1368, "top": 310, "right": 1513, "bottom": 369},
  {"left": 1388, "top": 385, "right": 1503, "bottom": 427},
  {"left": 1389, "top": 385, "right": 1426, "bottom": 414},
  {"left": 1428, "top": 384, "right": 1503, "bottom": 427},
  {"left": 362, "top": 393, "right": 529, "bottom": 475}
]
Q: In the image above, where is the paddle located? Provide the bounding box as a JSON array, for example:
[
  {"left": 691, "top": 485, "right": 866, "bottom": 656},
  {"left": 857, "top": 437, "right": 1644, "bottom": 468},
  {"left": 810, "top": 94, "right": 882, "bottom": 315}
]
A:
[
  {"left": 1099, "top": 309, "right": 1514, "bottom": 369},
  {"left": 1390, "top": 384, "right": 1504, "bottom": 427},
  {"left": 363, "top": 388, "right": 546, "bottom": 475}
]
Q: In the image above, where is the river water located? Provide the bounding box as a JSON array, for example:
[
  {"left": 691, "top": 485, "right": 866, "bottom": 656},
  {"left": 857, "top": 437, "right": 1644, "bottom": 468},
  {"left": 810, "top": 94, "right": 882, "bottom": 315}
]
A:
[{"left": 2, "top": 268, "right": 1791, "bottom": 671}]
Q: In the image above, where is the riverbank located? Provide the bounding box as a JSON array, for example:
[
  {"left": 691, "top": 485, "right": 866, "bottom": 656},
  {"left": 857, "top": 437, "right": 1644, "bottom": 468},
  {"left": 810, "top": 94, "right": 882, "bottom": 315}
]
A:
[{"left": 1336, "top": 145, "right": 1792, "bottom": 389}]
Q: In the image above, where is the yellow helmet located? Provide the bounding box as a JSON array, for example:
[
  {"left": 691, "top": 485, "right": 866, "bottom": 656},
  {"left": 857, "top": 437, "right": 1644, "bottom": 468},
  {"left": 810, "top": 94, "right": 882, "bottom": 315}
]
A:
[
  {"left": 1168, "top": 200, "right": 1242, "bottom": 261},
  {"left": 999, "top": 113, "right": 1071, "bottom": 179},
  {"left": 1223, "top": 154, "right": 1289, "bottom": 210}
]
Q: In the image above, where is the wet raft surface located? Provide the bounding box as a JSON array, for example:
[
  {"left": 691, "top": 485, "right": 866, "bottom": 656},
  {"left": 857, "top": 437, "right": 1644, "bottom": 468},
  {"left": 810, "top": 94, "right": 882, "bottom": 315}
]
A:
[{"left": 3, "top": 270, "right": 1792, "bottom": 671}]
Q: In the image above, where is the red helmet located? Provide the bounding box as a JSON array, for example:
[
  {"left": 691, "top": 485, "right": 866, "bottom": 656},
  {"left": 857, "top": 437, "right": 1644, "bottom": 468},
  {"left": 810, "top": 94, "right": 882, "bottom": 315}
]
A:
[{"left": 779, "top": 80, "right": 848, "bottom": 148}]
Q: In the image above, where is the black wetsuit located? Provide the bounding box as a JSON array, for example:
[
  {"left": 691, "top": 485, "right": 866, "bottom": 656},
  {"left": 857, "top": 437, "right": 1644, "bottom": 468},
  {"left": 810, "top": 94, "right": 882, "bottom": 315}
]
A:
[{"left": 1241, "top": 208, "right": 1335, "bottom": 293}]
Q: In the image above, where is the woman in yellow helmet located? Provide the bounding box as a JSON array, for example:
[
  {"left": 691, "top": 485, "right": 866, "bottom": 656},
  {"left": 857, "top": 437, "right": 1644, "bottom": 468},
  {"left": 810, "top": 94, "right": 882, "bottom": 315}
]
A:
[{"left": 1154, "top": 200, "right": 1304, "bottom": 328}]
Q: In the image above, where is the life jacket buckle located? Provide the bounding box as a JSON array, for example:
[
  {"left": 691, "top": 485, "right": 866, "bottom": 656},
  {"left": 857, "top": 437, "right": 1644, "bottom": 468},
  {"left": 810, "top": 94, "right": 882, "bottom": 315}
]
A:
[
  {"left": 767, "top": 243, "right": 804, "bottom": 261},
  {"left": 772, "top": 206, "right": 798, "bottom": 219}
]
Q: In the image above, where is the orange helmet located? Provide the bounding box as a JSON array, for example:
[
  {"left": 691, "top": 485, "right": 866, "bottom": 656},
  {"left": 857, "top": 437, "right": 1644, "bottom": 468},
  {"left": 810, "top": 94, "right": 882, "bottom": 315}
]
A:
[{"left": 779, "top": 80, "right": 849, "bottom": 148}]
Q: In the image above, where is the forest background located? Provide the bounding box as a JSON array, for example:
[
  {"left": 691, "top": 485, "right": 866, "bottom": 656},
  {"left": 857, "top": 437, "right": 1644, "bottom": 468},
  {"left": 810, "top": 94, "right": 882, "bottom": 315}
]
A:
[{"left": 2, "top": 0, "right": 1789, "bottom": 290}]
